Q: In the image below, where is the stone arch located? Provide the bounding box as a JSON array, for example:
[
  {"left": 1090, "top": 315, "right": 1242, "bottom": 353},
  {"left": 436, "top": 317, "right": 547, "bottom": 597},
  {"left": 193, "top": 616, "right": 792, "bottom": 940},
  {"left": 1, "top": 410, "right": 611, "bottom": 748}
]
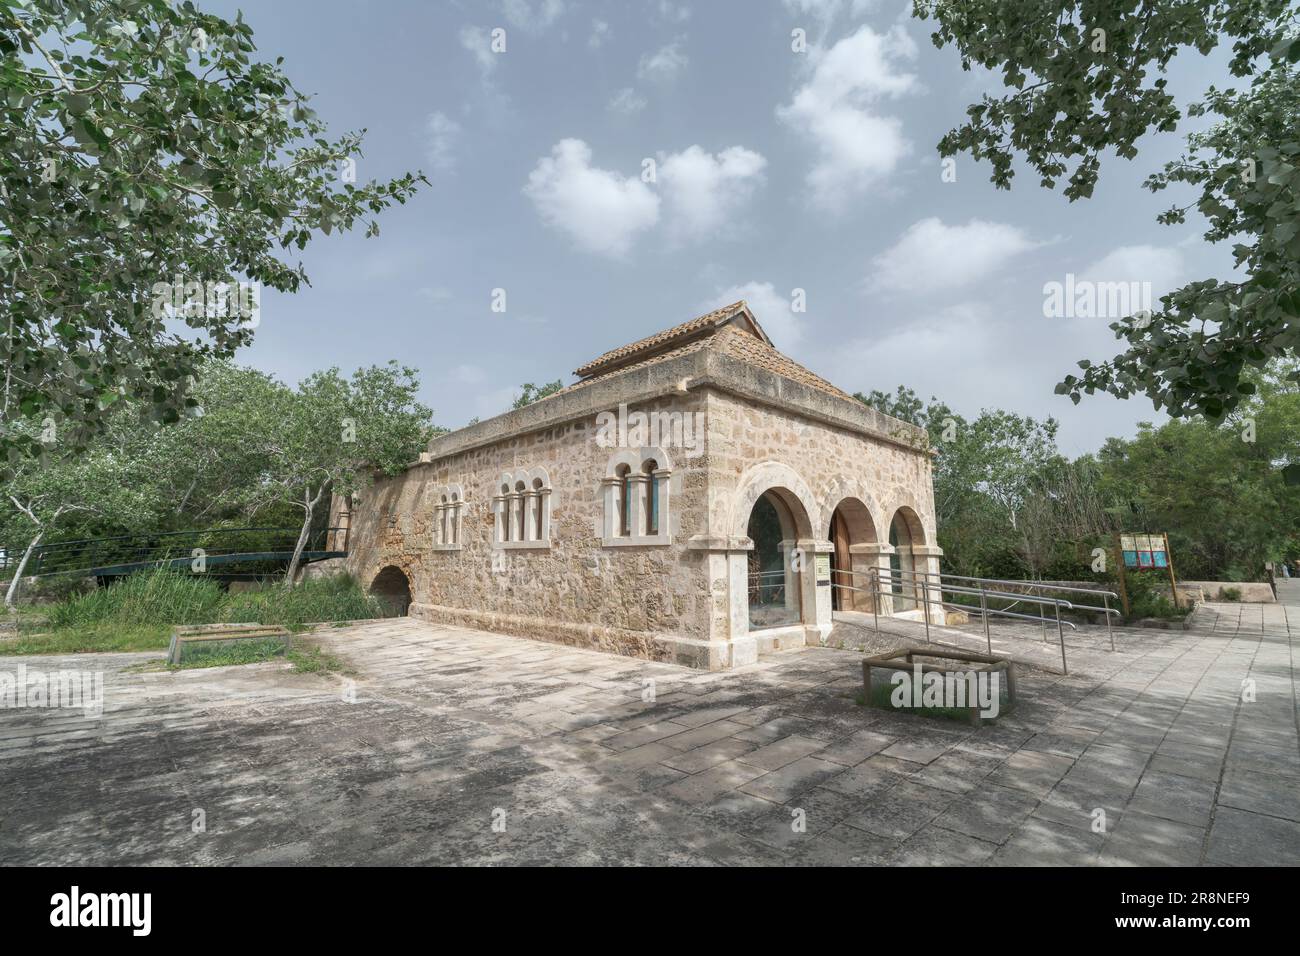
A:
[
  {"left": 885, "top": 504, "right": 928, "bottom": 612},
  {"left": 370, "top": 565, "right": 412, "bottom": 616},
  {"left": 604, "top": 446, "right": 674, "bottom": 478},
  {"left": 888, "top": 504, "right": 927, "bottom": 546},
  {"left": 728, "top": 461, "right": 818, "bottom": 541},
  {"left": 883, "top": 488, "right": 935, "bottom": 543},
  {"left": 826, "top": 496, "right": 878, "bottom": 612}
]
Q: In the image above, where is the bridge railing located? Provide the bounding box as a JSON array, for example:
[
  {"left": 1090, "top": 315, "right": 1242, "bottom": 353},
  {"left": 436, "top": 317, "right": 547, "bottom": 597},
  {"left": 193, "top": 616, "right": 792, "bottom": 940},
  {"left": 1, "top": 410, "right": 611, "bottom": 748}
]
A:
[{"left": 0, "top": 526, "right": 348, "bottom": 580}]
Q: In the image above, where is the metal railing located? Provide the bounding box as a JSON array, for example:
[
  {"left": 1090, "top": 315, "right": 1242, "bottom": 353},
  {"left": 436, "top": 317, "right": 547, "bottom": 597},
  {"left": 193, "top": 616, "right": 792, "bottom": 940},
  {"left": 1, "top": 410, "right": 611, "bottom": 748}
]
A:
[
  {"left": 832, "top": 567, "right": 1122, "bottom": 675},
  {"left": 0, "top": 526, "right": 349, "bottom": 580}
]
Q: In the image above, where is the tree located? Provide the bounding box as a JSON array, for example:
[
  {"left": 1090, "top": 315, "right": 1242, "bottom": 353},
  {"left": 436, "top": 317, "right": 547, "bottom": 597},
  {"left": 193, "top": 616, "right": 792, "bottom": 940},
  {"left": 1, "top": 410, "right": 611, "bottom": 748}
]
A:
[
  {"left": 261, "top": 363, "right": 433, "bottom": 586},
  {"left": 0, "top": 0, "right": 427, "bottom": 459},
  {"left": 512, "top": 380, "right": 564, "bottom": 409},
  {"left": 2, "top": 419, "right": 160, "bottom": 606},
  {"left": 857, "top": 386, "right": 1062, "bottom": 575},
  {"left": 1096, "top": 361, "right": 1300, "bottom": 578},
  {"left": 914, "top": 0, "right": 1300, "bottom": 419}
]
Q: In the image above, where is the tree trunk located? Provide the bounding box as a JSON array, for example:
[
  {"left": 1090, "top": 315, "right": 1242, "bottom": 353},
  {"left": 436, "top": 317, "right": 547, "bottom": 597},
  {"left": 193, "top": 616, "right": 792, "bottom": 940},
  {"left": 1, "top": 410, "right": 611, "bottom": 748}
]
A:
[
  {"left": 4, "top": 530, "right": 45, "bottom": 609},
  {"left": 283, "top": 484, "right": 326, "bottom": 588}
]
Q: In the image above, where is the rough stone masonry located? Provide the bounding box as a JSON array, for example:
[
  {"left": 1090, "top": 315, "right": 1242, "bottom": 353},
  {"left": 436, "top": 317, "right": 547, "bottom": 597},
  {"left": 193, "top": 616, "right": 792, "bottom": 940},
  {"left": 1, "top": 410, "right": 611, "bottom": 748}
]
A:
[{"left": 341, "top": 301, "right": 944, "bottom": 669}]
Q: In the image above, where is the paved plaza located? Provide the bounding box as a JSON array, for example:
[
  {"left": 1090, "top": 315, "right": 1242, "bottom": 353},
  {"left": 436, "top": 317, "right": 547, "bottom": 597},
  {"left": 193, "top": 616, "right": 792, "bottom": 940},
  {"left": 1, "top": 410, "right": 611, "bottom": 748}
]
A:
[{"left": 2, "top": 595, "right": 1298, "bottom": 866}]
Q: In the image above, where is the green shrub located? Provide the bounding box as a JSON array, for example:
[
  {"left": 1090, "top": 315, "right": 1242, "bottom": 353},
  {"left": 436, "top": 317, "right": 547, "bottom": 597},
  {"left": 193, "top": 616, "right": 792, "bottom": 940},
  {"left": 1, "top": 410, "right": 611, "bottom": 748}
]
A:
[
  {"left": 221, "top": 573, "right": 384, "bottom": 628},
  {"left": 1220, "top": 586, "right": 1242, "bottom": 602},
  {"left": 45, "top": 568, "right": 225, "bottom": 630},
  {"left": 20, "top": 569, "right": 388, "bottom": 656}
]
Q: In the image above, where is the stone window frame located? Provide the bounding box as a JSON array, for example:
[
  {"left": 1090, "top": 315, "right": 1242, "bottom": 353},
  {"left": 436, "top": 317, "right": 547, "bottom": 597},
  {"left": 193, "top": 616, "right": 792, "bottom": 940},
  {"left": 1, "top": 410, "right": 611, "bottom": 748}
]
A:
[
  {"left": 601, "top": 448, "right": 672, "bottom": 547},
  {"left": 431, "top": 483, "right": 464, "bottom": 551},
  {"left": 493, "top": 467, "right": 553, "bottom": 550}
]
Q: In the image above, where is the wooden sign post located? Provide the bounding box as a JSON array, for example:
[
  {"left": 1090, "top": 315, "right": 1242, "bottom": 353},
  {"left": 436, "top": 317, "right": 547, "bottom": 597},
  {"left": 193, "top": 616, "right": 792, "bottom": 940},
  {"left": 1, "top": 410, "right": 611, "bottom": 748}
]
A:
[
  {"left": 1164, "top": 532, "right": 1180, "bottom": 608},
  {"left": 1114, "top": 533, "right": 1131, "bottom": 616}
]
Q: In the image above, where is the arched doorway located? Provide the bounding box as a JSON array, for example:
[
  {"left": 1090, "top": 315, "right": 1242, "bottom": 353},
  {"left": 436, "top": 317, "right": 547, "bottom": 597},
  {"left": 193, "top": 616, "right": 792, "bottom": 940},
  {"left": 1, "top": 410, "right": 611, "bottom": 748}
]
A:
[
  {"left": 746, "top": 489, "right": 806, "bottom": 630},
  {"left": 828, "top": 498, "right": 877, "bottom": 611},
  {"left": 370, "top": 565, "right": 412, "bottom": 617},
  {"left": 887, "top": 508, "right": 926, "bottom": 612}
]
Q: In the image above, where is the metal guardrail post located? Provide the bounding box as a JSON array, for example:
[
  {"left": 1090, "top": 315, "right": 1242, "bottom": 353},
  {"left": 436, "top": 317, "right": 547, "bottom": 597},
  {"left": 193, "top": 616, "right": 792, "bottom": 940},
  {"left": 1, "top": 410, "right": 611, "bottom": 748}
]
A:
[
  {"left": 1055, "top": 600, "right": 1068, "bottom": 675},
  {"left": 922, "top": 575, "right": 931, "bottom": 641},
  {"left": 980, "top": 587, "right": 991, "bottom": 655},
  {"left": 871, "top": 567, "right": 879, "bottom": 633},
  {"left": 1103, "top": 593, "right": 1115, "bottom": 651}
]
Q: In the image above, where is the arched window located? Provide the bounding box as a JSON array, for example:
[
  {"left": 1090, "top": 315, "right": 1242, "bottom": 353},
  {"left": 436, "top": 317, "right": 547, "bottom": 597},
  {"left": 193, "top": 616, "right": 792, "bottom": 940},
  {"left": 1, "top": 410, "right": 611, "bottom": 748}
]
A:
[
  {"left": 494, "top": 469, "right": 553, "bottom": 549},
  {"left": 532, "top": 477, "right": 544, "bottom": 541},
  {"left": 602, "top": 449, "right": 672, "bottom": 547},
  {"left": 616, "top": 464, "right": 632, "bottom": 537},
  {"left": 642, "top": 459, "right": 659, "bottom": 536},
  {"left": 432, "top": 484, "right": 464, "bottom": 551}
]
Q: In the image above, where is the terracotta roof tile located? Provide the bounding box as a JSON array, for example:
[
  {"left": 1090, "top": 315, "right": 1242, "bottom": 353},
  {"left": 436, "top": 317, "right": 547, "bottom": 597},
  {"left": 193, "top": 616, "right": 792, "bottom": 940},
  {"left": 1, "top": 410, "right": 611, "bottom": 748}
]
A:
[
  {"left": 549, "top": 302, "right": 854, "bottom": 404},
  {"left": 572, "top": 300, "right": 763, "bottom": 377}
]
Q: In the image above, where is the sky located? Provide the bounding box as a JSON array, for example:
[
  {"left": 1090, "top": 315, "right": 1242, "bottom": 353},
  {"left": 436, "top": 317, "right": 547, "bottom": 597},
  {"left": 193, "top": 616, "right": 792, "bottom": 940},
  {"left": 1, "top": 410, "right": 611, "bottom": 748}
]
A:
[{"left": 203, "top": 0, "right": 1243, "bottom": 456}]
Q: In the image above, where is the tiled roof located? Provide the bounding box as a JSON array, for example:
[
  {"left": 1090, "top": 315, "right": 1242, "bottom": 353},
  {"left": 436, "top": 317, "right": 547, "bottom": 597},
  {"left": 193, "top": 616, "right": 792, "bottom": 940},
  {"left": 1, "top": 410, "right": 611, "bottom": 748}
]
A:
[
  {"left": 572, "top": 300, "right": 769, "bottom": 378},
  {"left": 554, "top": 301, "right": 854, "bottom": 403}
]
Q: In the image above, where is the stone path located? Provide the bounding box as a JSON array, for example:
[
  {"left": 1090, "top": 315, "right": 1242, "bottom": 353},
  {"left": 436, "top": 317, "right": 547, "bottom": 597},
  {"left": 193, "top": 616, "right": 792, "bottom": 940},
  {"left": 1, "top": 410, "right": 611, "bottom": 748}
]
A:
[{"left": 1, "top": 606, "right": 1297, "bottom": 866}]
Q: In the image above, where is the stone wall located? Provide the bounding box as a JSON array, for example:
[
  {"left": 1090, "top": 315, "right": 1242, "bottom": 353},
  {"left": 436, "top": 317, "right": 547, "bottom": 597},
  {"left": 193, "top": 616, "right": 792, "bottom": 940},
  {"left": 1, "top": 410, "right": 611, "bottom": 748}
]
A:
[
  {"left": 344, "top": 390, "right": 714, "bottom": 662},
  {"left": 343, "top": 364, "right": 940, "bottom": 668}
]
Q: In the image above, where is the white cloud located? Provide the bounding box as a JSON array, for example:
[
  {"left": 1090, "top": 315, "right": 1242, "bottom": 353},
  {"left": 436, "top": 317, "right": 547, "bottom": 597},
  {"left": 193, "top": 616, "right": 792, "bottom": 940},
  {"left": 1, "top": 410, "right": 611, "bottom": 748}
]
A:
[
  {"left": 588, "top": 18, "right": 611, "bottom": 48},
  {"left": 659, "top": 146, "right": 767, "bottom": 242},
  {"left": 1078, "top": 244, "right": 1184, "bottom": 298},
  {"left": 423, "top": 112, "right": 461, "bottom": 172},
  {"left": 502, "top": 0, "right": 565, "bottom": 33},
  {"left": 869, "top": 218, "right": 1039, "bottom": 293},
  {"left": 782, "top": 0, "right": 879, "bottom": 22},
  {"left": 459, "top": 26, "right": 497, "bottom": 75},
  {"left": 654, "top": 2, "right": 691, "bottom": 24},
  {"left": 607, "top": 87, "right": 647, "bottom": 115},
  {"left": 523, "top": 139, "right": 660, "bottom": 259},
  {"left": 703, "top": 281, "right": 803, "bottom": 349},
  {"left": 638, "top": 41, "right": 688, "bottom": 83},
  {"left": 777, "top": 25, "right": 918, "bottom": 209}
]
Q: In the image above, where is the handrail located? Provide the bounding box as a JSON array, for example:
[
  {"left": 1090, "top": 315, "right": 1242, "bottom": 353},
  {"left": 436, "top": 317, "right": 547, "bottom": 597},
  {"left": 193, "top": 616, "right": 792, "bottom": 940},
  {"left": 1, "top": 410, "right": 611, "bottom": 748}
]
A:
[
  {"left": 837, "top": 564, "right": 1119, "bottom": 656},
  {"left": 833, "top": 565, "right": 1122, "bottom": 675}
]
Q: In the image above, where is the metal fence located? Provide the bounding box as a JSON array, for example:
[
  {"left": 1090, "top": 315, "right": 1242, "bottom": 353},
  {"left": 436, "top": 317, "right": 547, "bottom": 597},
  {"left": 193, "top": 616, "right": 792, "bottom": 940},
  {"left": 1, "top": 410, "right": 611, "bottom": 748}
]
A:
[{"left": 832, "top": 567, "right": 1121, "bottom": 675}]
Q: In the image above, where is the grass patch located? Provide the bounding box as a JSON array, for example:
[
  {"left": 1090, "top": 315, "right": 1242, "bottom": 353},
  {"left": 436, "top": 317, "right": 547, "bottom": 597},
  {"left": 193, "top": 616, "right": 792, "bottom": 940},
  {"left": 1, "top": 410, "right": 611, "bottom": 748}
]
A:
[
  {"left": 174, "top": 636, "right": 288, "bottom": 669},
  {"left": 855, "top": 683, "right": 974, "bottom": 724},
  {"left": 6, "top": 568, "right": 388, "bottom": 657}
]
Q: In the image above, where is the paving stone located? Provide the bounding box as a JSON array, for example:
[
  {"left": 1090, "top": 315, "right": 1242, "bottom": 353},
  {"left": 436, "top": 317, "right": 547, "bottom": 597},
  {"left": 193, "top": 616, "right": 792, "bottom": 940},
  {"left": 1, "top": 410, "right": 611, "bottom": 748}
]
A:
[
  {"left": 662, "top": 759, "right": 766, "bottom": 805},
  {"left": 841, "top": 781, "right": 954, "bottom": 841},
  {"left": 912, "top": 750, "right": 1004, "bottom": 794},
  {"left": 1098, "top": 811, "right": 1205, "bottom": 866},
  {"left": 6, "top": 613, "right": 1298, "bottom": 866},
  {"left": 1128, "top": 770, "right": 1217, "bottom": 828},
  {"left": 1217, "top": 768, "right": 1300, "bottom": 822},
  {"left": 739, "top": 756, "right": 843, "bottom": 803},
  {"left": 887, "top": 825, "right": 999, "bottom": 866},
  {"left": 733, "top": 716, "right": 822, "bottom": 744},
  {"left": 993, "top": 818, "right": 1104, "bottom": 865},
  {"left": 932, "top": 783, "right": 1039, "bottom": 844},
  {"left": 816, "top": 730, "right": 895, "bottom": 766},
  {"left": 793, "top": 822, "right": 898, "bottom": 866},
  {"left": 1205, "top": 806, "right": 1300, "bottom": 866},
  {"left": 660, "top": 736, "right": 758, "bottom": 774},
  {"left": 881, "top": 738, "right": 951, "bottom": 765},
  {"left": 736, "top": 734, "right": 828, "bottom": 771},
  {"left": 985, "top": 749, "right": 1075, "bottom": 797}
]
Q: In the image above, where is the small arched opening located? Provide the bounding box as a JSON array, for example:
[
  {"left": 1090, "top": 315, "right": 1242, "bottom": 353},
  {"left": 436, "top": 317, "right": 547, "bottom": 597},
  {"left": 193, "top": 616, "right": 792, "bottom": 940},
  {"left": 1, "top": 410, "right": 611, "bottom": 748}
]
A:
[{"left": 370, "top": 565, "right": 412, "bottom": 617}]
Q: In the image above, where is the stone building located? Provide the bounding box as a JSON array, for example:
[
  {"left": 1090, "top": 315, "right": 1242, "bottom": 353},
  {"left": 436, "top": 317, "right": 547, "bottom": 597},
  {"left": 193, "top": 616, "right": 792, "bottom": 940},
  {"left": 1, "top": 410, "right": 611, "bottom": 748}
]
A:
[{"left": 340, "top": 301, "right": 942, "bottom": 669}]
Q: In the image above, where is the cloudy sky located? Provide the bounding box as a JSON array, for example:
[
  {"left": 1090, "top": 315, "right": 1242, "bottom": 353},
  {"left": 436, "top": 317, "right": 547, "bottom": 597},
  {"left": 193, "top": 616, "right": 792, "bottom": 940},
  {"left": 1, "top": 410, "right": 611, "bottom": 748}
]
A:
[{"left": 206, "top": 0, "right": 1241, "bottom": 456}]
